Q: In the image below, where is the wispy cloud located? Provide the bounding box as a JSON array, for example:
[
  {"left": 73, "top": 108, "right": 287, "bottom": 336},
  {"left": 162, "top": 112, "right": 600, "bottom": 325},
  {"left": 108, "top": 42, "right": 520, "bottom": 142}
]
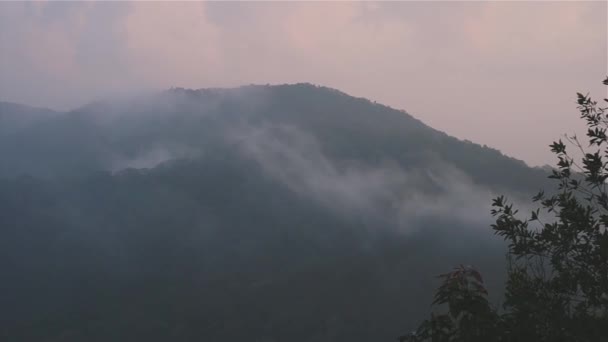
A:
[{"left": 233, "top": 123, "right": 497, "bottom": 232}]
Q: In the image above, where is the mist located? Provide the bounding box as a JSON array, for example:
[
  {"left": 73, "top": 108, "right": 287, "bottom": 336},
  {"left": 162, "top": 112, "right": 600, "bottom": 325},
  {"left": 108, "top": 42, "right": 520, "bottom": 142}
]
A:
[{"left": 233, "top": 122, "right": 498, "bottom": 232}]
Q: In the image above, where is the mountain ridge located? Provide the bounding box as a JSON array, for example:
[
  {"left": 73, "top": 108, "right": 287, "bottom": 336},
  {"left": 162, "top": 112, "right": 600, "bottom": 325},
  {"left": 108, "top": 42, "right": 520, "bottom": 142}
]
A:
[
  {"left": 0, "top": 83, "right": 552, "bottom": 341},
  {"left": 4, "top": 83, "right": 536, "bottom": 170},
  {"left": 0, "top": 83, "right": 548, "bottom": 195}
]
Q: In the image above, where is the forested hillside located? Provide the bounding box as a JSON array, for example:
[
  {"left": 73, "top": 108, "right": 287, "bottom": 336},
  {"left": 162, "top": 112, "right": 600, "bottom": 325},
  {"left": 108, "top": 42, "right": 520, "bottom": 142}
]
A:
[{"left": 0, "top": 84, "right": 548, "bottom": 341}]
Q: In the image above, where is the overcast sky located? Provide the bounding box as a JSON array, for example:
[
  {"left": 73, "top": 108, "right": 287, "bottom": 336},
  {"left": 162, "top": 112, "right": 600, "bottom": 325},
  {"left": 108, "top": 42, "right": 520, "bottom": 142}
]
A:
[{"left": 0, "top": 1, "right": 606, "bottom": 166}]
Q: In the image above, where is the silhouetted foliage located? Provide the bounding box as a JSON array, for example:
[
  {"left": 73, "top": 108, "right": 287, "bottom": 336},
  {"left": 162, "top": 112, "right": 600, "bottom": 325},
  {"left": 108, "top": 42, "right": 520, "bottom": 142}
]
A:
[
  {"left": 399, "top": 265, "right": 498, "bottom": 342},
  {"left": 404, "top": 77, "right": 608, "bottom": 342}
]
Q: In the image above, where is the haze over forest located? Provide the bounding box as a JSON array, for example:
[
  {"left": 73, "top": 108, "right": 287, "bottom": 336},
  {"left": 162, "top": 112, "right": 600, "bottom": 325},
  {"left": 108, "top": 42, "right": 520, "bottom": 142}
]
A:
[{"left": 0, "top": 1, "right": 606, "bottom": 341}]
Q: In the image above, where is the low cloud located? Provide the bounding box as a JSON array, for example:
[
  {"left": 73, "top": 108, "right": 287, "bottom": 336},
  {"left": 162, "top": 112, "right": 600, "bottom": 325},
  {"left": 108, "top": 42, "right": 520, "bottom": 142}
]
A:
[
  {"left": 110, "top": 144, "right": 201, "bottom": 172},
  {"left": 233, "top": 123, "right": 497, "bottom": 232}
]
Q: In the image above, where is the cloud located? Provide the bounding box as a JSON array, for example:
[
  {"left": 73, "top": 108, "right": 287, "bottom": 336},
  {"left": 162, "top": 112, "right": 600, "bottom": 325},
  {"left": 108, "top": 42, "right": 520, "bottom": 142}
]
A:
[
  {"left": 109, "top": 144, "right": 201, "bottom": 172},
  {"left": 0, "top": 2, "right": 132, "bottom": 107},
  {"left": 124, "top": 2, "right": 221, "bottom": 88},
  {"left": 461, "top": 2, "right": 603, "bottom": 69},
  {"left": 232, "top": 123, "right": 497, "bottom": 232}
]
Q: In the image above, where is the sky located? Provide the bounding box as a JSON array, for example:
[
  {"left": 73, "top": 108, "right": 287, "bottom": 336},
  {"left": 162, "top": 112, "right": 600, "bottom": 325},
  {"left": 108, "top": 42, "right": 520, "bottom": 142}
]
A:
[{"left": 0, "top": 1, "right": 606, "bottom": 166}]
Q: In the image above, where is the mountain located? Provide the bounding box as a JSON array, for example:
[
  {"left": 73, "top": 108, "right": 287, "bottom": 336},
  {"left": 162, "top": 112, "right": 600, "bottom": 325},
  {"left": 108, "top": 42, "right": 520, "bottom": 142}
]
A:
[
  {"left": 0, "top": 84, "right": 546, "bottom": 190},
  {"left": 0, "top": 101, "right": 61, "bottom": 135},
  {"left": 0, "top": 84, "right": 549, "bottom": 341}
]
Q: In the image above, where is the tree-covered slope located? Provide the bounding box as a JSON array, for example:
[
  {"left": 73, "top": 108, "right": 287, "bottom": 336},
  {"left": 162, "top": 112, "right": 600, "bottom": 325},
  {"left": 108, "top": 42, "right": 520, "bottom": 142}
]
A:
[
  {"left": 0, "top": 84, "right": 547, "bottom": 341},
  {"left": 0, "top": 84, "right": 547, "bottom": 191}
]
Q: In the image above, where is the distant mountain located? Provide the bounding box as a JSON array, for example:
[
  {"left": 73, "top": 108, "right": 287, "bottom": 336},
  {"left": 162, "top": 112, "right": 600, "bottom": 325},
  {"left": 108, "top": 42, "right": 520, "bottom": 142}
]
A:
[
  {"left": 0, "top": 84, "right": 549, "bottom": 341},
  {"left": 0, "top": 84, "right": 547, "bottom": 191},
  {"left": 0, "top": 101, "right": 61, "bottom": 135}
]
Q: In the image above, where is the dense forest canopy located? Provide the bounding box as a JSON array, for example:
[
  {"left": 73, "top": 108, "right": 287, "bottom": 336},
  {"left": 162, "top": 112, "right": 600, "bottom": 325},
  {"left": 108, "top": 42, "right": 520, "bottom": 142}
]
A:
[{"left": 0, "top": 84, "right": 550, "bottom": 341}]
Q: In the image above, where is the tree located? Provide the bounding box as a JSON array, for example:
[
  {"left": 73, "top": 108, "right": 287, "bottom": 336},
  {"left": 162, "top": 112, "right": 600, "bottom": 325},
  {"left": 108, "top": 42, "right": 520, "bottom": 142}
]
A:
[{"left": 403, "top": 77, "right": 608, "bottom": 342}]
